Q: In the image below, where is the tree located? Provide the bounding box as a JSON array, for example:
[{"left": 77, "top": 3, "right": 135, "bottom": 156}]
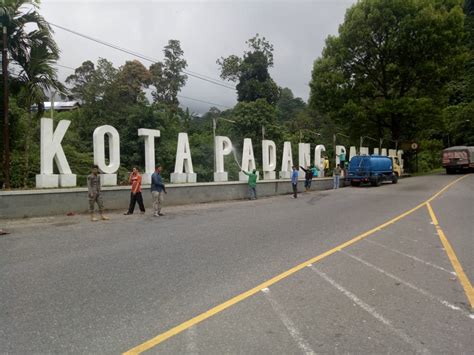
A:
[
  {"left": 217, "top": 34, "right": 280, "bottom": 105},
  {"left": 1, "top": 0, "right": 63, "bottom": 187},
  {"left": 115, "top": 60, "right": 151, "bottom": 104},
  {"left": 14, "top": 43, "right": 64, "bottom": 186},
  {"left": 309, "top": 0, "right": 467, "bottom": 142},
  {"left": 441, "top": 0, "right": 474, "bottom": 146},
  {"left": 276, "top": 87, "right": 306, "bottom": 122},
  {"left": 66, "top": 58, "right": 118, "bottom": 105},
  {"left": 149, "top": 39, "right": 188, "bottom": 108}
]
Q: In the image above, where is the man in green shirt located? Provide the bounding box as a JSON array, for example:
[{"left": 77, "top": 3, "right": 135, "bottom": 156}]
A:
[{"left": 242, "top": 169, "right": 258, "bottom": 200}]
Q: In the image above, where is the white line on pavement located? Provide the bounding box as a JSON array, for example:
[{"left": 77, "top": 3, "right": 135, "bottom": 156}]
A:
[
  {"left": 308, "top": 265, "right": 430, "bottom": 354},
  {"left": 261, "top": 287, "right": 316, "bottom": 355},
  {"left": 364, "top": 239, "right": 456, "bottom": 275},
  {"left": 185, "top": 326, "right": 198, "bottom": 355},
  {"left": 340, "top": 250, "right": 472, "bottom": 319}
]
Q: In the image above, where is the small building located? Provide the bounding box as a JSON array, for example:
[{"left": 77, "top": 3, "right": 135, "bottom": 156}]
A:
[{"left": 43, "top": 101, "right": 81, "bottom": 112}]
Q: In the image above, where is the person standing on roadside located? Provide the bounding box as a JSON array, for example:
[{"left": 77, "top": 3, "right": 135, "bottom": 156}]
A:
[
  {"left": 291, "top": 165, "right": 299, "bottom": 198},
  {"left": 324, "top": 156, "right": 330, "bottom": 177},
  {"left": 151, "top": 165, "right": 167, "bottom": 217},
  {"left": 333, "top": 164, "right": 342, "bottom": 189},
  {"left": 87, "top": 165, "right": 109, "bottom": 222},
  {"left": 299, "top": 165, "right": 314, "bottom": 192},
  {"left": 124, "top": 167, "right": 145, "bottom": 215},
  {"left": 242, "top": 169, "right": 258, "bottom": 200},
  {"left": 339, "top": 151, "right": 346, "bottom": 170}
]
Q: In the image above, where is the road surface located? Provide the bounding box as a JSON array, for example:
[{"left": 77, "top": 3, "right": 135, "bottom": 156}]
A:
[{"left": 1, "top": 174, "right": 473, "bottom": 354}]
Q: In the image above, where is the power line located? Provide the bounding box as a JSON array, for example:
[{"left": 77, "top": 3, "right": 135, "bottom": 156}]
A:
[
  {"left": 177, "top": 95, "right": 232, "bottom": 109},
  {"left": 55, "top": 63, "right": 76, "bottom": 71},
  {"left": 48, "top": 22, "right": 237, "bottom": 91}
]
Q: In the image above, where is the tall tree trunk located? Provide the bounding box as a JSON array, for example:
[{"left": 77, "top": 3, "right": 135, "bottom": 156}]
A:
[{"left": 23, "top": 111, "right": 33, "bottom": 188}]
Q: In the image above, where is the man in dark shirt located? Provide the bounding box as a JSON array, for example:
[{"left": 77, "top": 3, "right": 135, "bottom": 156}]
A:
[
  {"left": 151, "top": 165, "right": 167, "bottom": 217},
  {"left": 299, "top": 165, "right": 314, "bottom": 192}
]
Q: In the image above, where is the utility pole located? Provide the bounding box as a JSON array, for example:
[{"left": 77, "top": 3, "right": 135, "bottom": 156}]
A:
[{"left": 2, "top": 23, "right": 10, "bottom": 189}]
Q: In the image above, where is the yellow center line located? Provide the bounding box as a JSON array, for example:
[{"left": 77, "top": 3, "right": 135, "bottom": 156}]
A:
[
  {"left": 123, "top": 174, "right": 469, "bottom": 355},
  {"left": 426, "top": 202, "right": 474, "bottom": 310}
]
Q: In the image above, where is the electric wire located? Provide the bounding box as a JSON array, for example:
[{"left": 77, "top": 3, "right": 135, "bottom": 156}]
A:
[{"left": 48, "top": 22, "right": 237, "bottom": 90}]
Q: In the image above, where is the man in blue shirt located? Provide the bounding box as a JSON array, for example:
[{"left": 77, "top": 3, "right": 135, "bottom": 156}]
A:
[
  {"left": 291, "top": 165, "right": 299, "bottom": 198},
  {"left": 151, "top": 165, "right": 167, "bottom": 217}
]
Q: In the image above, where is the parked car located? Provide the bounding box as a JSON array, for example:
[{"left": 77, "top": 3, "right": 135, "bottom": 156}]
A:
[
  {"left": 442, "top": 146, "right": 474, "bottom": 174},
  {"left": 346, "top": 155, "right": 399, "bottom": 187}
]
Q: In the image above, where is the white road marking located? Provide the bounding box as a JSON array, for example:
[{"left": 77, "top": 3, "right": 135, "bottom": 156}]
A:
[
  {"left": 185, "top": 326, "right": 198, "bottom": 355},
  {"left": 261, "top": 288, "right": 316, "bottom": 355},
  {"left": 364, "top": 239, "right": 455, "bottom": 275},
  {"left": 341, "top": 250, "right": 472, "bottom": 319},
  {"left": 309, "top": 265, "right": 430, "bottom": 354}
]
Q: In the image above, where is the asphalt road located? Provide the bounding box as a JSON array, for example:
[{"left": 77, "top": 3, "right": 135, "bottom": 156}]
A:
[{"left": 1, "top": 174, "right": 473, "bottom": 354}]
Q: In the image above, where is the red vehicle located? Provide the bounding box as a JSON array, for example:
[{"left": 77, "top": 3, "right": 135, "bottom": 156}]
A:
[{"left": 442, "top": 146, "right": 474, "bottom": 174}]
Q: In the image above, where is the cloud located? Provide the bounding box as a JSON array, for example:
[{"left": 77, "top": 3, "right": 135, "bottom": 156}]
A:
[{"left": 41, "top": 0, "right": 355, "bottom": 113}]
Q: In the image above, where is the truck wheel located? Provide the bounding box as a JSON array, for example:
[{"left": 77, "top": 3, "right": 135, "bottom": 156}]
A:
[
  {"left": 446, "top": 168, "right": 453, "bottom": 175},
  {"left": 392, "top": 174, "right": 398, "bottom": 184},
  {"left": 351, "top": 181, "right": 360, "bottom": 187},
  {"left": 371, "top": 178, "right": 379, "bottom": 187}
]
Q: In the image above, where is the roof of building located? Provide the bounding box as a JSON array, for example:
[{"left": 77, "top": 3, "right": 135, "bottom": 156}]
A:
[{"left": 43, "top": 101, "right": 81, "bottom": 109}]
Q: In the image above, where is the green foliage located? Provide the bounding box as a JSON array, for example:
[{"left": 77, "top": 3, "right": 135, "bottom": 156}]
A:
[
  {"left": 149, "top": 40, "right": 188, "bottom": 107},
  {"left": 309, "top": 0, "right": 467, "bottom": 143},
  {"left": 417, "top": 139, "right": 444, "bottom": 172},
  {"left": 217, "top": 34, "right": 280, "bottom": 105}
]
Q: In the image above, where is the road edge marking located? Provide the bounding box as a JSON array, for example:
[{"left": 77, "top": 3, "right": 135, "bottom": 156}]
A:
[
  {"left": 426, "top": 202, "right": 474, "bottom": 310},
  {"left": 123, "top": 174, "right": 468, "bottom": 354}
]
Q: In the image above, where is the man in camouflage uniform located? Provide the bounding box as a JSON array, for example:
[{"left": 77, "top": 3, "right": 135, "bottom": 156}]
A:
[{"left": 87, "top": 165, "right": 109, "bottom": 222}]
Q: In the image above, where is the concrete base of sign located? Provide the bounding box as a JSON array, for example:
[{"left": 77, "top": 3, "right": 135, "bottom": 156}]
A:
[
  {"left": 142, "top": 173, "right": 152, "bottom": 185},
  {"left": 187, "top": 173, "right": 197, "bottom": 183},
  {"left": 239, "top": 171, "right": 260, "bottom": 182},
  {"left": 59, "top": 174, "right": 76, "bottom": 187},
  {"left": 101, "top": 174, "right": 117, "bottom": 186},
  {"left": 170, "top": 173, "right": 187, "bottom": 183},
  {"left": 213, "top": 172, "right": 228, "bottom": 182},
  {"left": 263, "top": 171, "right": 276, "bottom": 180},
  {"left": 170, "top": 173, "right": 197, "bottom": 183},
  {"left": 279, "top": 171, "right": 291, "bottom": 179},
  {"left": 36, "top": 174, "right": 59, "bottom": 188}
]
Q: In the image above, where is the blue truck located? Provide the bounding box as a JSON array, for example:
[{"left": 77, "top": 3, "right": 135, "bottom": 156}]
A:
[{"left": 346, "top": 155, "right": 398, "bottom": 187}]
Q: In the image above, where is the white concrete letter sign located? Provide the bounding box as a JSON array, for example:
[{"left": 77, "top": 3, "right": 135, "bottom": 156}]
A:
[
  {"left": 214, "top": 136, "right": 232, "bottom": 182},
  {"left": 279, "top": 141, "right": 293, "bottom": 179},
  {"left": 314, "top": 144, "right": 326, "bottom": 177},
  {"left": 262, "top": 140, "right": 276, "bottom": 180},
  {"left": 359, "top": 146, "right": 369, "bottom": 156},
  {"left": 36, "top": 118, "right": 76, "bottom": 188},
  {"left": 298, "top": 143, "right": 311, "bottom": 178},
  {"left": 171, "top": 133, "right": 197, "bottom": 183},
  {"left": 93, "top": 125, "right": 120, "bottom": 186},
  {"left": 138, "top": 128, "right": 160, "bottom": 184},
  {"left": 239, "top": 138, "right": 259, "bottom": 181}
]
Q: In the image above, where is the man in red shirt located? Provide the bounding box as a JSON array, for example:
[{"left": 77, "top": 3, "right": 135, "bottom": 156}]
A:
[{"left": 124, "top": 167, "right": 146, "bottom": 215}]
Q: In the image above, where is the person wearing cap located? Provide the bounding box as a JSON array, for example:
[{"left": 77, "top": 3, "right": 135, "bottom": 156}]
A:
[
  {"left": 242, "top": 169, "right": 258, "bottom": 200},
  {"left": 87, "top": 165, "right": 109, "bottom": 222}
]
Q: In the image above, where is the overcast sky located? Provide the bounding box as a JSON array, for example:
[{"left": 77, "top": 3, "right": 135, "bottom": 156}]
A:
[{"left": 40, "top": 0, "right": 355, "bottom": 113}]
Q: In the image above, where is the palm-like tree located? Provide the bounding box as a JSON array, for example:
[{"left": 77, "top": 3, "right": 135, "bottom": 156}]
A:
[{"left": 1, "top": 0, "right": 64, "bottom": 186}]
